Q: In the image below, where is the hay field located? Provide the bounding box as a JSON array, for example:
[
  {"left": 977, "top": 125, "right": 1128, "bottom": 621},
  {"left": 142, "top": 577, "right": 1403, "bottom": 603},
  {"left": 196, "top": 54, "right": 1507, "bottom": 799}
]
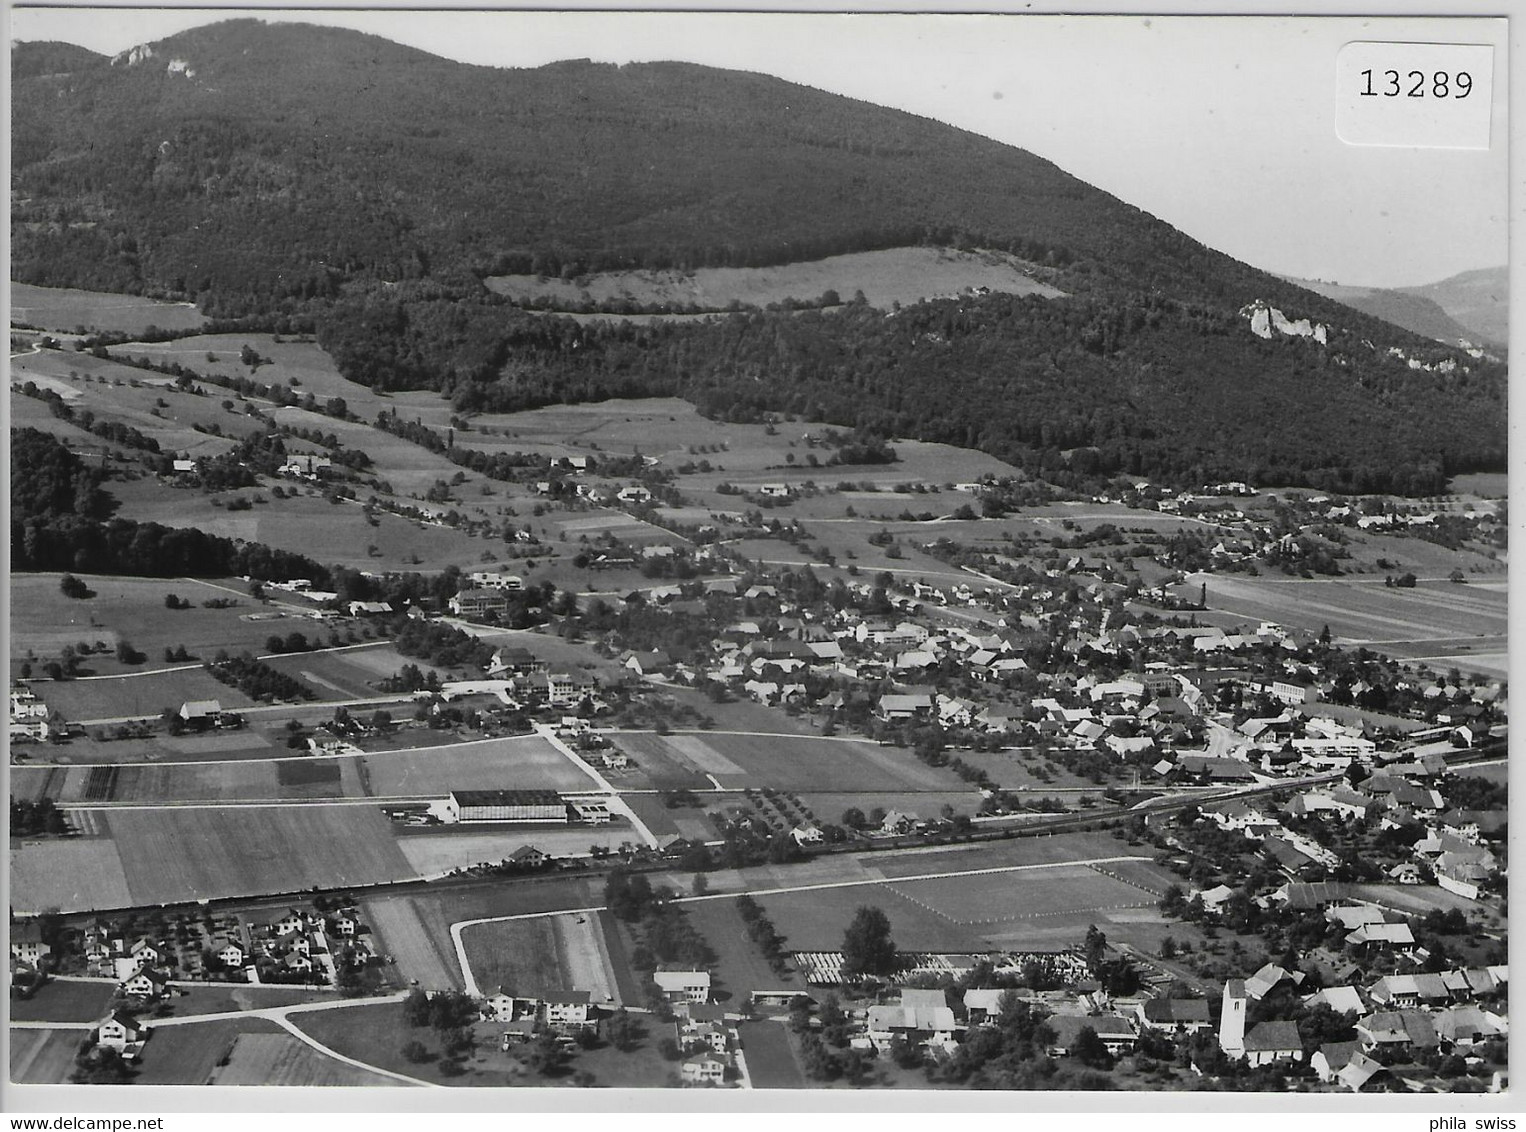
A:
[
  {"left": 884, "top": 863, "right": 1156, "bottom": 925},
  {"left": 11, "top": 836, "right": 135, "bottom": 914},
  {"left": 1190, "top": 573, "right": 1508, "bottom": 647},
  {"left": 11, "top": 282, "right": 207, "bottom": 333},
  {"left": 9, "top": 573, "right": 308, "bottom": 669},
  {"left": 361, "top": 734, "right": 598, "bottom": 796},
  {"left": 362, "top": 893, "right": 462, "bottom": 990},
  {"left": 103, "top": 805, "right": 415, "bottom": 905},
  {"left": 209, "top": 1032, "right": 403, "bottom": 1087},
  {"left": 10, "top": 1028, "right": 84, "bottom": 1085},
  {"left": 35, "top": 667, "right": 253, "bottom": 722},
  {"left": 484, "top": 247, "right": 1064, "bottom": 311},
  {"left": 644, "top": 731, "right": 969, "bottom": 792},
  {"left": 131, "top": 1017, "right": 286, "bottom": 1086},
  {"left": 459, "top": 912, "right": 616, "bottom": 1002}
]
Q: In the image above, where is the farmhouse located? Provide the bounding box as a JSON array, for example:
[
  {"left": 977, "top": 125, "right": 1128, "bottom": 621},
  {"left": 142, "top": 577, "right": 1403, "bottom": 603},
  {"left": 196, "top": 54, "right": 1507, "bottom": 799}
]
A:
[
  {"left": 680, "top": 1052, "right": 729, "bottom": 1085},
  {"left": 178, "top": 699, "right": 223, "bottom": 726},
  {"left": 448, "top": 588, "right": 512, "bottom": 618},
  {"left": 443, "top": 790, "right": 569, "bottom": 824},
  {"left": 1048, "top": 1014, "right": 1138, "bottom": 1057},
  {"left": 867, "top": 989, "right": 960, "bottom": 1054},
  {"left": 653, "top": 970, "right": 711, "bottom": 1004},
  {"left": 10, "top": 919, "right": 52, "bottom": 966}
]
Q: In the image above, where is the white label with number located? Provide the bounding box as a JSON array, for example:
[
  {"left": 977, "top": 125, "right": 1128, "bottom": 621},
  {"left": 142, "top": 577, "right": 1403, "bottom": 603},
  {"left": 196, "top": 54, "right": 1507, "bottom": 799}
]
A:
[{"left": 1336, "top": 41, "right": 1494, "bottom": 149}]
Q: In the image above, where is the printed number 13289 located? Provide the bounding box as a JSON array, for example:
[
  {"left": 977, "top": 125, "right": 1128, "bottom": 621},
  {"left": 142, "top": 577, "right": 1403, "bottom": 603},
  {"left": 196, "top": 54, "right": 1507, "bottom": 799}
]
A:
[{"left": 1360, "top": 68, "right": 1472, "bottom": 98}]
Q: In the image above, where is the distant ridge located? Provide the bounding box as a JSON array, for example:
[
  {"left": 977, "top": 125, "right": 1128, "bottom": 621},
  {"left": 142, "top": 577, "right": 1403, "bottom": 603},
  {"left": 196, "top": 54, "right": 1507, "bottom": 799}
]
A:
[{"left": 1277, "top": 274, "right": 1493, "bottom": 348}]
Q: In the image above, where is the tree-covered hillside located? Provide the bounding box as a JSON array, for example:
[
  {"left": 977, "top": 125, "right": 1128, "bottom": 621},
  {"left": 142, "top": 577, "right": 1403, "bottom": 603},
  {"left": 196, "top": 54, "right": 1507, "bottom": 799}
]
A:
[{"left": 10, "top": 20, "right": 1507, "bottom": 494}]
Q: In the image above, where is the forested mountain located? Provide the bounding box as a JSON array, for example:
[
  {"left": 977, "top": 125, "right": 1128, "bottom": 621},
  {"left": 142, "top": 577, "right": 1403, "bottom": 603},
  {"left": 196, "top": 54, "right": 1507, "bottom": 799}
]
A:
[{"left": 10, "top": 20, "right": 1508, "bottom": 493}]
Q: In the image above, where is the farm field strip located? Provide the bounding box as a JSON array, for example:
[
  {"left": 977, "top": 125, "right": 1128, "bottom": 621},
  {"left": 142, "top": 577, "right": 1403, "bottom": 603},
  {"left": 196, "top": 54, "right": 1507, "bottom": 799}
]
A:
[
  {"left": 363, "top": 894, "right": 462, "bottom": 990},
  {"left": 447, "top": 852, "right": 1153, "bottom": 993},
  {"left": 208, "top": 1032, "right": 404, "bottom": 1087}
]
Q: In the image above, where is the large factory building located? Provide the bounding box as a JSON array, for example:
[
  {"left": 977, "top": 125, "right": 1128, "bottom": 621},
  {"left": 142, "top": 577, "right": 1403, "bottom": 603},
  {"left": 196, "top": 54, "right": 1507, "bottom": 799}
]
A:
[{"left": 443, "top": 789, "right": 570, "bottom": 824}]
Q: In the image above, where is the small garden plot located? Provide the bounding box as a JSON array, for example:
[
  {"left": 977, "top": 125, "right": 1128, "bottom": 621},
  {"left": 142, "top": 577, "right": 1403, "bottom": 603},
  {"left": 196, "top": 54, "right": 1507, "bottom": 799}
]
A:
[
  {"left": 11, "top": 837, "right": 135, "bottom": 914},
  {"left": 104, "top": 805, "right": 416, "bottom": 907},
  {"left": 209, "top": 1032, "right": 403, "bottom": 1087},
  {"left": 11, "top": 283, "right": 207, "bottom": 333}
]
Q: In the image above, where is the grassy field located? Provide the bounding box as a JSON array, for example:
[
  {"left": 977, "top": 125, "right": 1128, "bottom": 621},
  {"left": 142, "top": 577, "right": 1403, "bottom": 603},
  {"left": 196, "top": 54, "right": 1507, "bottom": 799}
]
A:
[
  {"left": 361, "top": 734, "right": 598, "bottom": 796},
  {"left": 682, "top": 898, "right": 804, "bottom": 1002},
  {"left": 756, "top": 886, "right": 975, "bottom": 952},
  {"left": 621, "top": 731, "right": 969, "bottom": 792},
  {"left": 485, "top": 246, "right": 1064, "bottom": 311},
  {"left": 738, "top": 1021, "right": 806, "bottom": 1088},
  {"left": 395, "top": 827, "right": 629, "bottom": 874},
  {"left": 363, "top": 877, "right": 600, "bottom": 991},
  {"left": 9, "top": 1027, "right": 86, "bottom": 1085},
  {"left": 794, "top": 790, "right": 986, "bottom": 824},
  {"left": 289, "top": 1003, "right": 513, "bottom": 1086},
  {"left": 34, "top": 667, "right": 254, "bottom": 723},
  {"left": 885, "top": 863, "right": 1156, "bottom": 925},
  {"left": 455, "top": 909, "right": 623, "bottom": 1005},
  {"left": 208, "top": 1031, "right": 404, "bottom": 1086},
  {"left": 1190, "top": 573, "right": 1509, "bottom": 646},
  {"left": 9, "top": 979, "right": 117, "bottom": 1023},
  {"left": 9, "top": 573, "right": 320, "bottom": 674},
  {"left": 103, "top": 805, "right": 415, "bottom": 906},
  {"left": 865, "top": 831, "right": 1137, "bottom": 877},
  {"left": 131, "top": 1016, "right": 286, "bottom": 1086},
  {"left": 11, "top": 836, "right": 136, "bottom": 914},
  {"left": 361, "top": 893, "right": 463, "bottom": 990},
  {"left": 11, "top": 282, "right": 207, "bottom": 333}
]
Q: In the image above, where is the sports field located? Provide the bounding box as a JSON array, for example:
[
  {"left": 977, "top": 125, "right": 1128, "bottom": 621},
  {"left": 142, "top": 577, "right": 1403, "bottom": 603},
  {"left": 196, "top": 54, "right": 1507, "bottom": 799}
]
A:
[
  {"left": 208, "top": 1032, "right": 402, "bottom": 1087},
  {"left": 11, "top": 282, "right": 207, "bottom": 333},
  {"left": 102, "top": 805, "right": 415, "bottom": 906}
]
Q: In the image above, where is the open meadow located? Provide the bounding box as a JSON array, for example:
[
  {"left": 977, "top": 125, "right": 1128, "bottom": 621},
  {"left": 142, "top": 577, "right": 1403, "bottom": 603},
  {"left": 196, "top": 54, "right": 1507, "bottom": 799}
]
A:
[
  {"left": 208, "top": 1032, "right": 403, "bottom": 1087},
  {"left": 10, "top": 572, "right": 304, "bottom": 674},
  {"left": 459, "top": 911, "right": 617, "bottom": 1002},
  {"left": 1184, "top": 573, "right": 1508, "bottom": 665},
  {"left": 33, "top": 666, "right": 255, "bottom": 722},
  {"left": 11, "top": 836, "right": 137, "bottom": 914},
  {"left": 485, "top": 246, "right": 1065, "bottom": 311},
  {"left": 102, "top": 805, "right": 416, "bottom": 907},
  {"left": 11, "top": 282, "right": 207, "bottom": 334},
  {"left": 9, "top": 1028, "right": 86, "bottom": 1085},
  {"left": 130, "top": 1016, "right": 287, "bottom": 1086},
  {"left": 360, "top": 734, "right": 598, "bottom": 796}
]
